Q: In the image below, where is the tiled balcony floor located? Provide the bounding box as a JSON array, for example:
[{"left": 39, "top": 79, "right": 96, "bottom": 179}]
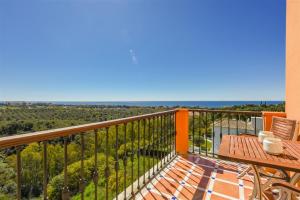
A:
[{"left": 136, "top": 154, "right": 255, "bottom": 200}]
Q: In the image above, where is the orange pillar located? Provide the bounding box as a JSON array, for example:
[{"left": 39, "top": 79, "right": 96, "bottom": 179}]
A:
[
  {"left": 286, "top": 0, "right": 300, "bottom": 139},
  {"left": 262, "top": 112, "right": 287, "bottom": 131},
  {"left": 175, "top": 109, "right": 189, "bottom": 155}
]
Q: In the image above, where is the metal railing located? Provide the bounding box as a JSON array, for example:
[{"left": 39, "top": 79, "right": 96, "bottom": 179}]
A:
[
  {"left": 0, "top": 110, "right": 177, "bottom": 200},
  {"left": 188, "top": 109, "right": 262, "bottom": 157}
]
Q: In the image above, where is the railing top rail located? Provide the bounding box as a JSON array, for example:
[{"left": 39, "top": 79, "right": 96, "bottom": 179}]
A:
[
  {"left": 188, "top": 109, "right": 262, "bottom": 115},
  {"left": 0, "top": 109, "right": 177, "bottom": 149}
]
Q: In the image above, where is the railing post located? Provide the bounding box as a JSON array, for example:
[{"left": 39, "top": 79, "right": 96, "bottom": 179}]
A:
[
  {"left": 262, "top": 112, "right": 287, "bottom": 131},
  {"left": 175, "top": 109, "right": 189, "bottom": 155}
]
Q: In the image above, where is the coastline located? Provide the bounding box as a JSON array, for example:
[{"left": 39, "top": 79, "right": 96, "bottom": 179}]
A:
[{"left": 0, "top": 100, "right": 284, "bottom": 108}]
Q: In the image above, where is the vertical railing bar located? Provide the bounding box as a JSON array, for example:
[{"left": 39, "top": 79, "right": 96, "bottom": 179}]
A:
[
  {"left": 93, "top": 129, "right": 99, "bottom": 200},
  {"left": 166, "top": 114, "right": 169, "bottom": 161},
  {"left": 131, "top": 122, "right": 134, "bottom": 197},
  {"left": 171, "top": 114, "right": 173, "bottom": 156},
  {"left": 152, "top": 117, "right": 155, "bottom": 176},
  {"left": 201, "top": 112, "right": 204, "bottom": 154},
  {"left": 164, "top": 114, "right": 167, "bottom": 159},
  {"left": 105, "top": 127, "right": 109, "bottom": 200},
  {"left": 62, "top": 137, "right": 70, "bottom": 200},
  {"left": 165, "top": 114, "right": 168, "bottom": 160},
  {"left": 16, "top": 146, "right": 21, "bottom": 200},
  {"left": 43, "top": 141, "right": 48, "bottom": 200},
  {"left": 166, "top": 114, "right": 168, "bottom": 161},
  {"left": 174, "top": 113, "right": 176, "bottom": 155},
  {"left": 148, "top": 118, "right": 151, "bottom": 180},
  {"left": 160, "top": 115, "right": 163, "bottom": 169},
  {"left": 212, "top": 113, "right": 215, "bottom": 157},
  {"left": 149, "top": 117, "right": 152, "bottom": 177},
  {"left": 228, "top": 113, "right": 230, "bottom": 135},
  {"left": 164, "top": 114, "right": 166, "bottom": 160},
  {"left": 163, "top": 114, "right": 166, "bottom": 164},
  {"left": 174, "top": 112, "right": 176, "bottom": 156},
  {"left": 80, "top": 133, "right": 85, "bottom": 200},
  {"left": 168, "top": 113, "right": 171, "bottom": 160},
  {"left": 157, "top": 116, "right": 159, "bottom": 165},
  {"left": 123, "top": 123, "right": 127, "bottom": 200},
  {"left": 245, "top": 114, "right": 248, "bottom": 134},
  {"left": 156, "top": 116, "right": 159, "bottom": 171},
  {"left": 162, "top": 115, "right": 164, "bottom": 164},
  {"left": 115, "top": 125, "right": 119, "bottom": 199},
  {"left": 198, "top": 111, "right": 201, "bottom": 154},
  {"left": 170, "top": 113, "right": 174, "bottom": 158},
  {"left": 255, "top": 115, "right": 257, "bottom": 135},
  {"left": 205, "top": 111, "right": 208, "bottom": 156},
  {"left": 171, "top": 113, "right": 174, "bottom": 156},
  {"left": 157, "top": 116, "right": 161, "bottom": 172},
  {"left": 167, "top": 114, "right": 169, "bottom": 158},
  {"left": 143, "top": 119, "right": 146, "bottom": 184},
  {"left": 137, "top": 121, "right": 140, "bottom": 190},
  {"left": 192, "top": 110, "right": 195, "bottom": 153},
  {"left": 236, "top": 114, "right": 239, "bottom": 135},
  {"left": 168, "top": 114, "right": 171, "bottom": 157},
  {"left": 163, "top": 114, "right": 167, "bottom": 164},
  {"left": 220, "top": 113, "right": 223, "bottom": 141}
]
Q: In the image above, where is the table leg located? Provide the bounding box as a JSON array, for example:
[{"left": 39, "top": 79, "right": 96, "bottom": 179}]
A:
[{"left": 250, "top": 165, "right": 263, "bottom": 200}]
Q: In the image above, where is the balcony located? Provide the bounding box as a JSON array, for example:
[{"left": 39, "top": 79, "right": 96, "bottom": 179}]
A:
[{"left": 0, "top": 109, "right": 293, "bottom": 200}]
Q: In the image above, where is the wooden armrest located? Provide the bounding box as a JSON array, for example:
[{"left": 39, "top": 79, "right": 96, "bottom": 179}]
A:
[{"left": 272, "top": 181, "right": 300, "bottom": 195}]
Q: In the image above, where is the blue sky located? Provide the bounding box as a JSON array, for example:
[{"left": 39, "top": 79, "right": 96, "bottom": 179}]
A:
[{"left": 0, "top": 0, "right": 286, "bottom": 101}]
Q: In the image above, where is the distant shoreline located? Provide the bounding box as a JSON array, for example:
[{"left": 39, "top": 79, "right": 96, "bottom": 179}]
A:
[{"left": 0, "top": 101, "right": 284, "bottom": 108}]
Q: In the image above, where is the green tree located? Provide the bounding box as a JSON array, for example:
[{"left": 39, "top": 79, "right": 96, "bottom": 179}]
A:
[{"left": 0, "top": 153, "right": 16, "bottom": 199}]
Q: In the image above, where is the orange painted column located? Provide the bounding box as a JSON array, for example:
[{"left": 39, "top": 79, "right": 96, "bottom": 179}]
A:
[
  {"left": 286, "top": 0, "right": 300, "bottom": 139},
  {"left": 262, "top": 112, "right": 286, "bottom": 131},
  {"left": 175, "top": 109, "right": 189, "bottom": 155}
]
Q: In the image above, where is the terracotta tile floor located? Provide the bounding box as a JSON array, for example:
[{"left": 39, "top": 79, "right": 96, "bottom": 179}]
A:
[{"left": 136, "top": 155, "right": 256, "bottom": 200}]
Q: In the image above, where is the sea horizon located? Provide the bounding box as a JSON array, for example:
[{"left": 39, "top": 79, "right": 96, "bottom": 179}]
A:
[{"left": 1, "top": 100, "right": 284, "bottom": 108}]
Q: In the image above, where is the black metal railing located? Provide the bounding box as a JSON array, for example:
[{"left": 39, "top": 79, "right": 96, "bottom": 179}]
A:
[
  {"left": 188, "top": 109, "right": 262, "bottom": 157},
  {"left": 0, "top": 110, "right": 177, "bottom": 200}
]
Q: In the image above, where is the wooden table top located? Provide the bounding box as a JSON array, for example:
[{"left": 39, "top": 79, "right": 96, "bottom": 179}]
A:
[{"left": 218, "top": 135, "right": 300, "bottom": 173}]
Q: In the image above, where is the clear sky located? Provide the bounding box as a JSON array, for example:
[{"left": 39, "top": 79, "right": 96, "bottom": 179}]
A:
[{"left": 0, "top": 0, "right": 286, "bottom": 101}]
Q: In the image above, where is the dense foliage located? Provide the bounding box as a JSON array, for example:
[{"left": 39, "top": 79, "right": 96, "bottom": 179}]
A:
[
  {"left": 215, "top": 102, "right": 285, "bottom": 112},
  {"left": 0, "top": 104, "right": 166, "bottom": 137}
]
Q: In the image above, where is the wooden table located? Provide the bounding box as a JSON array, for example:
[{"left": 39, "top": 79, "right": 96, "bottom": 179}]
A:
[{"left": 218, "top": 135, "right": 300, "bottom": 200}]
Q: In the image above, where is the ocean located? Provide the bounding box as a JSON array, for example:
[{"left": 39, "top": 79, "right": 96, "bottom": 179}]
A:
[{"left": 10, "top": 101, "right": 284, "bottom": 108}]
